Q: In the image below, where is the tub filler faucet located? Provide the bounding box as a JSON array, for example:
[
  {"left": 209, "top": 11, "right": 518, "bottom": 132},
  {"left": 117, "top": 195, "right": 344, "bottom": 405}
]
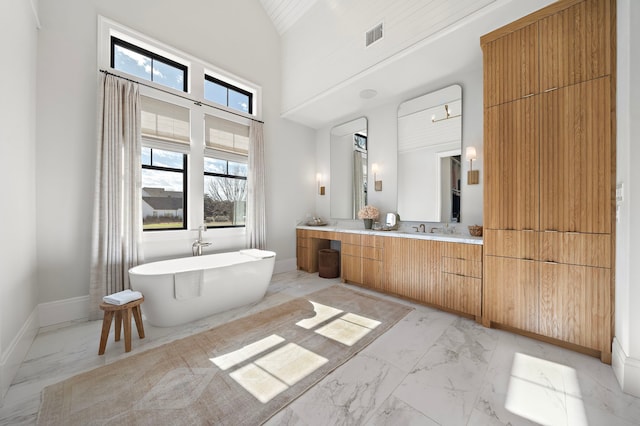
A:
[{"left": 192, "top": 225, "right": 211, "bottom": 256}]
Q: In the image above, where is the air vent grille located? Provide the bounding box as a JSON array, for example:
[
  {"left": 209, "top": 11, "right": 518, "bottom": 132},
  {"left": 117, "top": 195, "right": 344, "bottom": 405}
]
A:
[{"left": 366, "top": 23, "right": 383, "bottom": 47}]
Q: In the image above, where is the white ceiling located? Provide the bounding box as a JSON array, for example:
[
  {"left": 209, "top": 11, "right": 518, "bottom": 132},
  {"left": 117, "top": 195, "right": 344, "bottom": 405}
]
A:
[
  {"left": 259, "top": 0, "right": 557, "bottom": 129},
  {"left": 259, "top": 0, "right": 319, "bottom": 35}
]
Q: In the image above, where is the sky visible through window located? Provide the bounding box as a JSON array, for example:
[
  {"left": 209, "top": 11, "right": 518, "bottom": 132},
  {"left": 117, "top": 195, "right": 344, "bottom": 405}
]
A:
[
  {"left": 142, "top": 147, "right": 183, "bottom": 191},
  {"left": 114, "top": 44, "right": 184, "bottom": 92}
]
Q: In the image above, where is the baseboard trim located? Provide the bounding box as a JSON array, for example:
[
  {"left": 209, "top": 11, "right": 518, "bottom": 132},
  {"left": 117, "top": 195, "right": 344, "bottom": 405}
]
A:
[
  {"left": 612, "top": 337, "right": 640, "bottom": 398},
  {"left": 0, "top": 307, "right": 39, "bottom": 402},
  {"left": 38, "top": 295, "right": 90, "bottom": 328}
]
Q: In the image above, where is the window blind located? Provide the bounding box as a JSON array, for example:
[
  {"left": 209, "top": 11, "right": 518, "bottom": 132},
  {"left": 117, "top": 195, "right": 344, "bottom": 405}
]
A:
[
  {"left": 141, "top": 95, "right": 190, "bottom": 144},
  {"left": 204, "top": 114, "right": 249, "bottom": 156}
]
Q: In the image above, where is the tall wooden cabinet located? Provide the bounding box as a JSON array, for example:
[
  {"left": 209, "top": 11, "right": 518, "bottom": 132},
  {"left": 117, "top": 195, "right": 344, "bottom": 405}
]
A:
[{"left": 481, "top": 0, "right": 615, "bottom": 362}]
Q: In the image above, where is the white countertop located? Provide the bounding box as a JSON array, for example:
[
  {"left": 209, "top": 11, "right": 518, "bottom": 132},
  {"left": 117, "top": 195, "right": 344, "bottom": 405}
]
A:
[{"left": 296, "top": 225, "right": 483, "bottom": 245}]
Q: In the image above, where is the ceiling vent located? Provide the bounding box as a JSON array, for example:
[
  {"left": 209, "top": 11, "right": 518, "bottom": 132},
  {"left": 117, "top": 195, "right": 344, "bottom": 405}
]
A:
[{"left": 365, "top": 22, "right": 383, "bottom": 47}]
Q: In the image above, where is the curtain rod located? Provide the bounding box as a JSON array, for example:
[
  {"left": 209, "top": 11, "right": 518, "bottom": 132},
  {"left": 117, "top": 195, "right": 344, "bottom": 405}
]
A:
[{"left": 99, "top": 69, "right": 264, "bottom": 124}]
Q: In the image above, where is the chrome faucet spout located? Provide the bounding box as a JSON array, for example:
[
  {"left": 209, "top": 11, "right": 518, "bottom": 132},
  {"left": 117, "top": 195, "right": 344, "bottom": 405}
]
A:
[
  {"left": 418, "top": 224, "right": 426, "bottom": 233},
  {"left": 192, "top": 224, "right": 211, "bottom": 256}
]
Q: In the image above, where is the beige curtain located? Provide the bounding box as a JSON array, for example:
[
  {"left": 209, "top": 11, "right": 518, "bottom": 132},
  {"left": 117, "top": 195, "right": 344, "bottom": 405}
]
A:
[
  {"left": 246, "top": 121, "right": 266, "bottom": 249},
  {"left": 89, "top": 74, "right": 143, "bottom": 320}
]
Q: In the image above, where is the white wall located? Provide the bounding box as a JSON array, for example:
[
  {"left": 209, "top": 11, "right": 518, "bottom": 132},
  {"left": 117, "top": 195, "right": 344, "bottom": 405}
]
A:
[
  {"left": 0, "top": 0, "right": 40, "bottom": 399},
  {"left": 613, "top": 0, "right": 640, "bottom": 398},
  {"left": 316, "top": 64, "right": 483, "bottom": 227},
  {"left": 35, "top": 0, "right": 316, "bottom": 304}
]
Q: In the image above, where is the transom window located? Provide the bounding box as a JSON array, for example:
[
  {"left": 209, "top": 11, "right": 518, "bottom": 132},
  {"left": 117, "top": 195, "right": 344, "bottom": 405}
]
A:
[
  {"left": 205, "top": 75, "right": 253, "bottom": 114},
  {"left": 111, "top": 37, "right": 188, "bottom": 92}
]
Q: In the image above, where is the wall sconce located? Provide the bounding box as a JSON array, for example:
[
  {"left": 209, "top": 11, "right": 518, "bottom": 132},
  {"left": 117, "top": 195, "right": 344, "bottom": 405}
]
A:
[
  {"left": 317, "top": 173, "right": 325, "bottom": 195},
  {"left": 372, "top": 163, "right": 382, "bottom": 191},
  {"left": 466, "top": 146, "right": 479, "bottom": 185}
]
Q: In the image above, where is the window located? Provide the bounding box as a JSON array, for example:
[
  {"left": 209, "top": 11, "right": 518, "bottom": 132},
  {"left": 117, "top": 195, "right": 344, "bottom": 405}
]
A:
[
  {"left": 204, "top": 157, "right": 247, "bottom": 228},
  {"left": 205, "top": 75, "right": 253, "bottom": 114},
  {"left": 100, "top": 17, "right": 261, "bottom": 235},
  {"left": 204, "top": 113, "right": 249, "bottom": 228},
  {"left": 142, "top": 147, "right": 187, "bottom": 230},
  {"left": 111, "top": 37, "right": 188, "bottom": 92}
]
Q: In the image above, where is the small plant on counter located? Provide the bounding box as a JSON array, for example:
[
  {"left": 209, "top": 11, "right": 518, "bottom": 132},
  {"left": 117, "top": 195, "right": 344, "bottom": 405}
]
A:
[{"left": 357, "top": 205, "right": 380, "bottom": 220}]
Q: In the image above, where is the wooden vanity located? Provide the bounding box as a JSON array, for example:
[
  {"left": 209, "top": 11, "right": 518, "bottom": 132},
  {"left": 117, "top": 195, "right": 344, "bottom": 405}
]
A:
[{"left": 296, "top": 227, "right": 483, "bottom": 321}]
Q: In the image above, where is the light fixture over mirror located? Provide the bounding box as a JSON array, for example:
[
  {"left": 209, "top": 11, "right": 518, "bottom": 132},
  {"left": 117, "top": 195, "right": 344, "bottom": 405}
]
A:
[
  {"left": 330, "top": 117, "right": 368, "bottom": 219},
  {"left": 397, "top": 85, "right": 462, "bottom": 222},
  {"left": 466, "top": 147, "right": 479, "bottom": 185}
]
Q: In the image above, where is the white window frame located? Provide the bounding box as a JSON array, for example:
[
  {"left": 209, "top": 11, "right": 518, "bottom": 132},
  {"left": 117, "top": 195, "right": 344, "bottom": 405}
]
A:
[{"left": 97, "top": 16, "right": 259, "bottom": 244}]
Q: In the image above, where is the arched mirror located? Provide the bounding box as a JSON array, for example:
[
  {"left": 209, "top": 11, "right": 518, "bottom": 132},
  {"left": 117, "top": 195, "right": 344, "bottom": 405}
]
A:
[
  {"left": 397, "top": 85, "right": 462, "bottom": 222},
  {"left": 330, "top": 117, "right": 368, "bottom": 219}
]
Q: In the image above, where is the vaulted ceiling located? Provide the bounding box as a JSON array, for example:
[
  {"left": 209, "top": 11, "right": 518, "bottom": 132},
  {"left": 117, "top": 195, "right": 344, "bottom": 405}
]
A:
[{"left": 259, "top": 0, "right": 556, "bottom": 129}]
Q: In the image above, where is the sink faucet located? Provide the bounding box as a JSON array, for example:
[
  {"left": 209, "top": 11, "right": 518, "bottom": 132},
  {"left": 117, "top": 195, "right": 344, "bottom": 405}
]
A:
[
  {"left": 418, "top": 224, "right": 426, "bottom": 233},
  {"left": 192, "top": 225, "right": 212, "bottom": 256}
]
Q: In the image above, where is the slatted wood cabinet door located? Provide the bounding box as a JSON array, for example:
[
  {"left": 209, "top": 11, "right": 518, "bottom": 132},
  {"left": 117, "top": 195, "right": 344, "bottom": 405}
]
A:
[
  {"left": 539, "top": 0, "right": 612, "bottom": 92},
  {"left": 484, "top": 96, "right": 540, "bottom": 231},
  {"left": 539, "top": 77, "right": 612, "bottom": 233},
  {"left": 483, "top": 22, "right": 539, "bottom": 107}
]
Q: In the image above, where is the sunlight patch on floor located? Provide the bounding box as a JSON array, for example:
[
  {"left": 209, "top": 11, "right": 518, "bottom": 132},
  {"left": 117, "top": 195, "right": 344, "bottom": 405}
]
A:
[
  {"left": 210, "top": 334, "right": 285, "bottom": 371},
  {"left": 505, "top": 352, "right": 587, "bottom": 425},
  {"left": 229, "top": 343, "right": 328, "bottom": 403},
  {"left": 296, "top": 301, "right": 344, "bottom": 329},
  {"left": 315, "top": 313, "right": 381, "bottom": 346}
]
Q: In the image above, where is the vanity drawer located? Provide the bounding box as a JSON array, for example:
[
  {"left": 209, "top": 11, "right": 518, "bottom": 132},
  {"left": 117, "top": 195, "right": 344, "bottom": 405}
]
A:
[
  {"left": 540, "top": 231, "right": 611, "bottom": 268},
  {"left": 341, "top": 233, "right": 362, "bottom": 245},
  {"left": 362, "top": 235, "right": 384, "bottom": 248},
  {"left": 362, "top": 246, "right": 383, "bottom": 261},
  {"left": 440, "top": 241, "right": 482, "bottom": 261},
  {"left": 342, "top": 243, "right": 362, "bottom": 257},
  {"left": 441, "top": 273, "right": 482, "bottom": 317},
  {"left": 441, "top": 257, "right": 482, "bottom": 278},
  {"left": 484, "top": 229, "right": 539, "bottom": 260}
]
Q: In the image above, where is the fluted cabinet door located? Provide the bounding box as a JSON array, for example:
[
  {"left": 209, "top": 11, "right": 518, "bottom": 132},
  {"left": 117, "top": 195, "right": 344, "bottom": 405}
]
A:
[
  {"left": 539, "top": 0, "right": 612, "bottom": 91},
  {"left": 383, "top": 238, "right": 441, "bottom": 305},
  {"left": 483, "top": 22, "right": 539, "bottom": 107},
  {"left": 540, "top": 77, "right": 611, "bottom": 233},
  {"left": 484, "top": 96, "right": 540, "bottom": 231},
  {"left": 484, "top": 256, "right": 539, "bottom": 333},
  {"left": 540, "top": 262, "right": 611, "bottom": 351}
]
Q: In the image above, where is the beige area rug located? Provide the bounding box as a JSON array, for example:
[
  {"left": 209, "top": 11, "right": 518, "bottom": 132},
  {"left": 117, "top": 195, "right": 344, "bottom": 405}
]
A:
[{"left": 37, "top": 285, "right": 412, "bottom": 425}]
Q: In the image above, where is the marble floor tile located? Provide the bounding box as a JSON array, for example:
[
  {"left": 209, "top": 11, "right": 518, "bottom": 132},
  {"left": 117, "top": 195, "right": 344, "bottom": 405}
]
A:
[
  {"left": 1, "top": 270, "right": 639, "bottom": 426},
  {"left": 268, "top": 353, "right": 406, "bottom": 426}
]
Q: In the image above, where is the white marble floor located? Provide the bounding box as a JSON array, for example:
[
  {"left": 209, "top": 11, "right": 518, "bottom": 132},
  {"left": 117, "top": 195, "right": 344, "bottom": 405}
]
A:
[{"left": 1, "top": 270, "right": 639, "bottom": 425}]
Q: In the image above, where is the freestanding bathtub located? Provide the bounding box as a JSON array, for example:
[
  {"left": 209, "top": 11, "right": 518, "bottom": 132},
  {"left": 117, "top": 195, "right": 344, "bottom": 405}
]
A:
[{"left": 128, "top": 249, "right": 276, "bottom": 327}]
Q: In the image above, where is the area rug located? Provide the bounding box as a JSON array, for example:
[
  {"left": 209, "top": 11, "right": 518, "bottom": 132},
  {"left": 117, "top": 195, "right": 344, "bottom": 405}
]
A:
[{"left": 37, "top": 285, "right": 412, "bottom": 425}]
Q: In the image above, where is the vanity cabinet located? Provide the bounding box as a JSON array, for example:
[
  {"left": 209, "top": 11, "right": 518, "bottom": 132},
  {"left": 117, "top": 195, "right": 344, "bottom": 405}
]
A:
[
  {"left": 383, "top": 237, "right": 442, "bottom": 306},
  {"left": 341, "top": 233, "right": 363, "bottom": 285},
  {"left": 361, "top": 235, "right": 384, "bottom": 290},
  {"left": 296, "top": 229, "right": 330, "bottom": 273},
  {"left": 481, "top": 0, "right": 615, "bottom": 362},
  {"left": 440, "top": 242, "right": 483, "bottom": 318},
  {"left": 296, "top": 229, "right": 482, "bottom": 319}
]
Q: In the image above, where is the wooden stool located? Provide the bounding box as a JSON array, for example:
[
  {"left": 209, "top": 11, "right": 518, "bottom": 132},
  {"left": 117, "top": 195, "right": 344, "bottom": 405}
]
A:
[{"left": 98, "top": 297, "right": 145, "bottom": 355}]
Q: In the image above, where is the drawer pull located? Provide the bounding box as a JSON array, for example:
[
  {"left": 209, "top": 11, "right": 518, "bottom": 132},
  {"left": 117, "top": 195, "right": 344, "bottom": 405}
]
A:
[
  {"left": 544, "top": 229, "right": 559, "bottom": 233},
  {"left": 522, "top": 229, "right": 535, "bottom": 232},
  {"left": 544, "top": 87, "right": 558, "bottom": 93},
  {"left": 523, "top": 93, "right": 535, "bottom": 98},
  {"left": 544, "top": 260, "right": 559, "bottom": 264}
]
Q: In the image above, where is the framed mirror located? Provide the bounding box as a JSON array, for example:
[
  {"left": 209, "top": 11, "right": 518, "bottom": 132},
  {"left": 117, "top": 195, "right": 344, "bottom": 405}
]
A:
[
  {"left": 330, "top": 117, "right": 368, "bottom": 219},
  {"left": 397, "top": 85, "right": 462, "bottom": 222}
]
